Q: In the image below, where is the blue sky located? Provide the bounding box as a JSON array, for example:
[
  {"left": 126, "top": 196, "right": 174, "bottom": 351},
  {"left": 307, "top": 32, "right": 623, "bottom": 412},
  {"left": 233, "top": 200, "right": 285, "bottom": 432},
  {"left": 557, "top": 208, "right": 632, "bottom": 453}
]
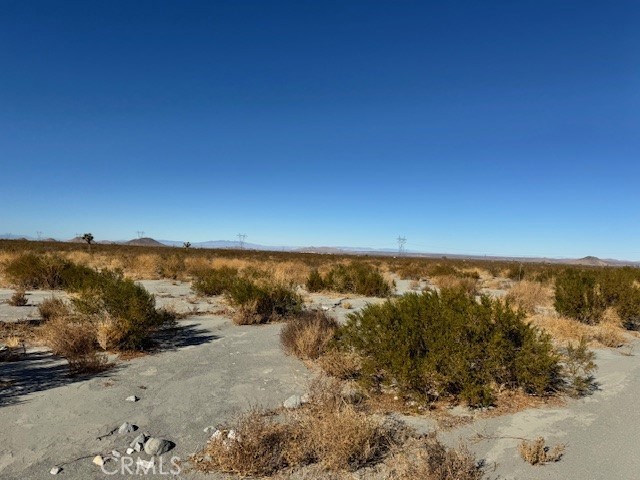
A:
[{"left": 1, "top": 1, "right": 638, "bottom": 258}]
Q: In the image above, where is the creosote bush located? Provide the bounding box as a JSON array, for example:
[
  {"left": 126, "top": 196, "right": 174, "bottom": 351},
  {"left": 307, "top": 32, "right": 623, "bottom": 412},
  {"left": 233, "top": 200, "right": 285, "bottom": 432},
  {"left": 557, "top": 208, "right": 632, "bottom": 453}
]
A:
[
  {"left": 337, "top": 289, "right": 561, "bottom": 406},
  {"left": 192, "top": 267, "right": 239, "bottom": 296},
  {"left": 306, "top": 263, "right": 392, "bottom": 297},
  {"left": 554, "top": 267, "right": 640, "bottom": 329},
  {"left": 72, "top": 270, "right": 175, "bottom": 350},
  {"left": 226, "top": 278, "right": 303, "bottom": 325},
  {"left": 3, "top": 253, "right": 96, "bottom": 290},
  {"left": 280, "top": 310, "right": 339, "bottom": 360}
]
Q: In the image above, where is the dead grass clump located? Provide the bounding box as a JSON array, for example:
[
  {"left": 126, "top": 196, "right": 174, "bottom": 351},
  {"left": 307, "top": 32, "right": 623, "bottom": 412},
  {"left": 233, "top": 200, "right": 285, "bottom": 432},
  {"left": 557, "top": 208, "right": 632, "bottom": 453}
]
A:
[
  {"left": 385, "top": 437, "right": 482, "bottom": 480},
  {"left": 431, "top": 275, "right": 478, "bottom": 296},
  {"left": 280, "top": 311, "right": 339, "bottom": 360},
  {"left": 8, "top": 289, "right": 28, "bottom": 306},
  {"left": 518, "top": 437, "right": 565, "bottom": 465},
  {"left": 0, "top": 320, "right": 40, "bottom": 347},
  {"left": 529, "top": 313, "right": 628, "bottom": 348},
  {"left": 303, "top": 404, "right": 391, "bottom": 471},
  {"left": 317, "top": 350, "right": 363, "bottom": 380},
  {"left": 505, "top": 280, "right": 552, "bottom": 314},
  {"left": 38, "top": 297, "right": 70, "bottom": 321},
  {"left": 39, "top": 316, "right": 109, "bottom": 374},
  {"left": 193, "top": 402, "right": 396, "bottom": 476}
]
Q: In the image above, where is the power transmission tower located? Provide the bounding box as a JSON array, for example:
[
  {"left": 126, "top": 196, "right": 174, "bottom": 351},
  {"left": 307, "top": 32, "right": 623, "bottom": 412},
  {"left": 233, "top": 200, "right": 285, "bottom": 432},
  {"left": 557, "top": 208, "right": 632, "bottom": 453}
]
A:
[
  {"left": 237, "top": 233, "right": 247, "bottom": 250},
  {"left": 36, "top": 231, "right": 42, "bottom": 241},
  {"left": 397, "top": 236, "right": 407, "bottom": 256},
  {"left": 136, "top": 231, "right": 145, "bottom": 239}
]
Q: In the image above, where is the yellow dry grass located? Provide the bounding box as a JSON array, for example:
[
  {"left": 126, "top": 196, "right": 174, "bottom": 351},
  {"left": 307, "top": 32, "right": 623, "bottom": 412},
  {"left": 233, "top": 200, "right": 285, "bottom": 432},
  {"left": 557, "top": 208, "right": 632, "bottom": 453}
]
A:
[
  {"left": 529, "top": 311, "right": 628, "bottom": 348},
  {"left": 505, "top": 280, "right": 553, "bottom": 314}
]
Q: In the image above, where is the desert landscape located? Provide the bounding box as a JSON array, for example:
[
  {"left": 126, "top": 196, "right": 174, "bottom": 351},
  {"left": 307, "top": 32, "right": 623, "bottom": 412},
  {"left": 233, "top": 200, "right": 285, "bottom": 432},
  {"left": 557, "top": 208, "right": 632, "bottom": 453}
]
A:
[{"left": 1, "top": 239, "right": 639, "bottom": 479}]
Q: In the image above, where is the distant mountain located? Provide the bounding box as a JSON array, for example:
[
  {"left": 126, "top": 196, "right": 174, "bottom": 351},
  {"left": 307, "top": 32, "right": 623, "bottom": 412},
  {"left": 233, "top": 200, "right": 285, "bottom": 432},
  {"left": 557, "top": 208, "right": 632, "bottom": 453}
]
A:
[
  {"left": 0, "top": 233, "right": 34, "bottom": 240},
  {"left": 125, "top": 237, "right": 166, "bottom": 247},
  {"left": 573, "top": 256, "right": 610, "bottom": 267}
]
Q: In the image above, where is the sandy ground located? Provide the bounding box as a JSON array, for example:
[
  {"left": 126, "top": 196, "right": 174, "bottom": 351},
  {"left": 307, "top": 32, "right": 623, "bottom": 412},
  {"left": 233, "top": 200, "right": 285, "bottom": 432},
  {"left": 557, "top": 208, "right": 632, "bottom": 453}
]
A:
[{"left": 1, "top": 279, "right": 639, "bottom": 479}]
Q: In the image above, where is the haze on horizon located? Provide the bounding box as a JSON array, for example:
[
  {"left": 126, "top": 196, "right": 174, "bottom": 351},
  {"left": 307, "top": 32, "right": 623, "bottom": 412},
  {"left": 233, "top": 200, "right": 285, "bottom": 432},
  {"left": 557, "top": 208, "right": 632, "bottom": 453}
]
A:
[{"left": 1, "top": 1, "right": 638, "bottom": 260}]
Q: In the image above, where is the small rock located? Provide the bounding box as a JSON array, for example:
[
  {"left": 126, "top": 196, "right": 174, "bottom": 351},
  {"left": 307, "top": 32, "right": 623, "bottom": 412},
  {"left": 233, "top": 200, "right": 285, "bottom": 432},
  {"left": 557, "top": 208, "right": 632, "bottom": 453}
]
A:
[
  {"left": 203, "top": 426, "right": 216, "bottom": 433},
  {"left": 144, "top": 437, "right": 173, "bottom": 456},
  {"left": 210, "top": 429, "right": 223, "bottom": 440},
  {"left": 130, "top": 433, "right": 147, "bottom": 447},
  {"left": 50, "top": 467, "right": 62, "bottom": 475},
  {"left": 126, "top": 448, "right": 134, "bottom": 455},
  {"left": 300, "top": 393, "right": 311, "bottom": 404},
  {"left": 227, "top": 429, "right": 238, "bottom": 441},
  {"left": 283, "top": 394, "right": 302, "bottom": 409},
  {"left": 118, "top": 422, "right": 137, "bottom": 434},
  {"left": 111, "top": 450, "right": 121, "bottom": 458},
  {"left": 92, "top": 455, "right": 105, "bottom": 466},
  {"left": 125, "top": 395, "right": 139, "bottom": 402}
]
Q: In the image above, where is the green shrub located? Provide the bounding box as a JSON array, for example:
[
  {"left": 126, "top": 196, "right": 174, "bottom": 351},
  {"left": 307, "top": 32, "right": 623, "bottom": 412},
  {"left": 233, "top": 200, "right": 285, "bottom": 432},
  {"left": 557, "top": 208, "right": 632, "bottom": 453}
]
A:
[
  {"left": 156, "top": 254, "right": 186, "bottom": 280},
  {"left": 192, "top": 267, "right": 239, "bottom": 296},
  {"left": 72, "top": 270, "right": 172, "bottom": 350},
  {"left": 336, "top": 290, "right": 560, "bottom": 406},
  {"left": 554, "top": 269, "right": 606, "bottom": 324},
  {"left": 427, "top": 264, "right": 479, "bottom": 280},
  {"left": 313, "top": 263, "right": 392, "bottom": 297},
  {"left": 306, "top": 269, "right": 325, "bottom": 292},
  {"left": 554, "top": 267, "right": 640, "bottom": 328},
  {"left": 3, "top": 253, "right": 97, "bottom": 290},
  {"left": 226, "top": 278, "right": 303, "bottom": 324}
]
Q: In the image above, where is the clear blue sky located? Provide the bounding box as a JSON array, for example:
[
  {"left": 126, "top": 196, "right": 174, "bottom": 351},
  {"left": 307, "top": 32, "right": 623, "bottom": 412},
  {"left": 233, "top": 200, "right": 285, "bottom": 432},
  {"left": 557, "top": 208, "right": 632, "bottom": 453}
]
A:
[{"left": 1, "top": 1, "right": 638, "bottom": 258}]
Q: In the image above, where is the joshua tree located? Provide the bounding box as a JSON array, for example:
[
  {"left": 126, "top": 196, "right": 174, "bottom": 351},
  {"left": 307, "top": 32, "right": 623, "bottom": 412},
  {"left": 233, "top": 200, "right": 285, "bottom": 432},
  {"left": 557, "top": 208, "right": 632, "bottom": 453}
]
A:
[
  {"left": 82, "top": 232, "right": 94, "bottom": 251},
  {"left": 183, "top": 241, "right": 191, "bottom": 249}
]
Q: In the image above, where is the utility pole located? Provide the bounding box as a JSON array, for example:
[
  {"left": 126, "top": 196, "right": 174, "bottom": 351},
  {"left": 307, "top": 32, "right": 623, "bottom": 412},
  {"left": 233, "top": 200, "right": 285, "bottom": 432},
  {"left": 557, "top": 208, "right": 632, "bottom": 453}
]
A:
[
  {"left": 237, "top": 233, "right": 247, "bottom": 250},
  {"left": 397, "top": 236, "right": 407, "bottom": 256}
]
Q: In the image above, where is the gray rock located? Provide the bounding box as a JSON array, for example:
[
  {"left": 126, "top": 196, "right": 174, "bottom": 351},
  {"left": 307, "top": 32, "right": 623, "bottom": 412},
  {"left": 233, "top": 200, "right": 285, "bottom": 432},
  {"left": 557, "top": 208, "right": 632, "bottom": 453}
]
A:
[
  {"left": 300, "top": 393, "right": 311, "bottom": 404},
  {"left": 283, "top": 394, "right": 302, "bottom": 409},
  {"left": 144, "top": 437, "right": 173, "bottom": 456},
  {"left": 50, "top": 467, "right": 62, "bottom": 475},
  {"left": 92, "top": 455, "right": 105, "bottom": 466},
  {"left": 118, "top": 422, "right": 137, "bottom": 434},
  {"left": 126, "top": 447, "right": 134, "bottom": 455},
  {"left": 111, "top": 449, "right": 121, "bottom": 458},
  {"left": 125, "top": 395, "right": 139, "bottom": 402},
  {"left": 130, "top": 433, "right": 147, "bottom": 448}
]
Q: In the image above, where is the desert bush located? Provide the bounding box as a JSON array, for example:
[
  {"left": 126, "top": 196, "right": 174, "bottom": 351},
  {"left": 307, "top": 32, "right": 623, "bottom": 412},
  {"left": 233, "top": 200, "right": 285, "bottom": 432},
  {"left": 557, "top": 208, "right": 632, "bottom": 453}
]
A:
[
  {"left": 562, "top": 337, "right": 597, "bottom": 397},
  {"left": 555, "top": 267, "right": 640, "bottom": 328},
  {"left": 554, "top": 269, "right": 606, "bottom": 324},
  {"left": 427, "top": 264, "right": 480, "bottom": 280},
  {"left": 3, "top": 253, "right": 97, "bottom": 290},
  {"left": 72, "top": 270, "right": 172, "bottom": 350},
  {"left": 337, "top": 290, "right": 561, "bottom": 406},
  {"left": 226, "top": 278, "right": 303, "bottom": 324},
  {"left": 310, "top": 263, "right": 392, "bottom": 297},
  {"left": 156, "top": 253, "right": 186, "bottom": 280},
  {"left": 8, "top": 289, "right": 28, "bottom": 306},
  {"left": 192, "top": 267, "right": 239, "bottom": 296},
  {"left": 305, "top": 268, "right": 325, "bottom": 292},
  {"left": 431, "top": 275, "right": 478, "bottom": 297},
  {"left": 505, "top": 280, "right": 552, "bottom": 314},
  {"left": 38, "top": 297, "right": 70, "bottom": 321},
  {"left": 518, "top": 437, "right": 565, "bottom": 465},
  {"left": 39, "top": 316, "right": 109, "bottom": 374},
  {"left": 280, "top": 311, "right": 339, "bottom": 360}
]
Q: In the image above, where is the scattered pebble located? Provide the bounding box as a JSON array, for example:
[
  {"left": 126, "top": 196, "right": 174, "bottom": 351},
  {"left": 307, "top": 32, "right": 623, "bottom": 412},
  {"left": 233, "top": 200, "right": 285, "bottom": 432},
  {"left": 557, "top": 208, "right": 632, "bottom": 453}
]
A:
[
  {"left": 111, "top": 450, "right": 121, "bottom": 458},
  {"left": 227, "top": 429, "right": 238, "bottom": 441},
  {"left": 92, "top": 455, "right": 105, "bottom": 466},
  {"left": 126, "top": 448, "right": 134, "bottom": 455},
  {"left": 50, "top": 466, "right": 62, "bottom": 475},
  {"left": 203, "top": 426, "right": 216, "bottom": 433},
  {"left": 118, "top": 422, "right": 137, "bottom": 434},
  {"left": 210, "top": 429, "right": 223, "bottom": 440},
  {"left": 126, "top": 395, "right": 139, "bottom": 402},
  {"left": 137, "top": 458, "right": 154, "bottom": 469}
]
